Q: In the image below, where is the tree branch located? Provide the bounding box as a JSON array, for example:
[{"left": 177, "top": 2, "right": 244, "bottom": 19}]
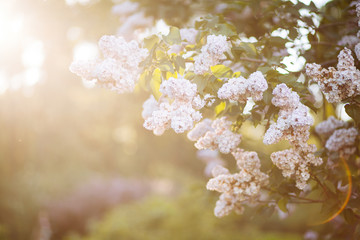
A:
[{"left": 239, "top": 57, "right": 267, "bottom": 64}]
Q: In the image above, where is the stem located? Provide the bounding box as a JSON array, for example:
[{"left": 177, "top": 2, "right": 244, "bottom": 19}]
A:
[
  {"left": 239, "top": 57, "right": 267, "bottom": 64},
  {"left": 258, "top": 199, "right": 322, "bottom": 204},
  {"left": 262, "top": 187, "right": 324, "bottom": 204},
  {"left": 309, "top": 41, "right": 341, "bottom": 47},
  {"left": 288, "top": 194, "right": 324, "bottom": 203},
  {"left": 315, "top": 20, "right": 356, "bottom": 30},
  {"left": 310, "top": 173, "right": 330, "bottom": 198}
]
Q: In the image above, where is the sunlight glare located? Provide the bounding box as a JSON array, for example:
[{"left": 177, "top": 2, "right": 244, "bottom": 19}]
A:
[
  {"left": 73, "top": 42, "right": 99, "bottom": 61},
  {"left": 22, "top": 40, "right": 45, "bottom": 68}
]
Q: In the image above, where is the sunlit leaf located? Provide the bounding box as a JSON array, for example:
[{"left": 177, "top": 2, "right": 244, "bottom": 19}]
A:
[
  {"left": 151, "top": 68, "right": 162, "bottom": 100},
  {"left": 277, "top": 198, "right": 288, "bottom": 213},
  {"left": 144, "top": 35, "right": 160, "bottom": 50},
  {"left": 211, "top": 65, "right": 233, "bottom": 78},
  {"left": 215, "top": 101, "right": 226, "bottom": 116},
  {"left": 163, "top": 26, "right": 181, "bottom": 45},
  {"left": 159, "top": 59, "right": 174, "bottom": 73}
]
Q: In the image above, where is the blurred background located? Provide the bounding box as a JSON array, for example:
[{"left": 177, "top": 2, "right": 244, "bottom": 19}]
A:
[{"left": 0, "top": 0, "right": 333, "bottom": 239}]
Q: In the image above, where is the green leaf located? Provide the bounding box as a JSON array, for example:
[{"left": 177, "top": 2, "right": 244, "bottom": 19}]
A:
[
  {"left": 238, "top": 42, "right": 257, "bottom": 58},
  {"left": 158, "top": 60, "right": 174, "bottom": 73},
  {"left": 277, "top": 198, "right": 288, "bottom": 213},
  {"left": 138, "top": 70, "right": 151, "bottom": 91},
  {"left": 262, "top": 89, "right": 273, "bottom": 105},
  {"left": 354, "top": 224, "right": 360, "bottom": 239},
  {"left": 163, "top": 27, "right": 181, "bottom": 45},
  {"left": 345, "top": 103, "right": 360, "bottom": 123},
  {"left": 150, "top": 69, "right": 162, "bottom": 100},
  {"left": 193, "top": 75, "right": 208, "bottom": 94},
  {"left": 232, "top": 71, "right": 241, "bottom": 78},
  {"left": 324, "top": 180, "right": 337, "bottom": 194},
  {"left": 174, "top": 55, "right": 186, "bottom": 71},
  {"left": 211, "top": 65, "right": 233, "bottom": 78},
  {"left": 269, "top": 37, "right": 288, "bottom": 48},
  {"left": 212, "top": 23, "right": 237, "bottom": 37},
  {"left": 343, "top": 208, "right": 357, "bottom": 224},
  {"left": 215, "top": 101, "right": 226, "bottom": 116},
  {"left": 144, "top": 35, "right": 160, "bottom": 50},
  {"left": 288, "top": 28, "right": 298, "bottom": 39}
]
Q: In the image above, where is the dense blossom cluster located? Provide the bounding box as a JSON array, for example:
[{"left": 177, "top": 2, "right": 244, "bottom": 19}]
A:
[
  {"left": 325, "top": 127, "right": 358, "bottom": 156},
  {"left": 306, "top": 48, "right": 360, "bottom": 103},
  {"left": 180, "top": 28, "right": 198, "bottom": 45},
  {"left": 315, "top": 116, "right": 346, "bottom": 138},
  {"left": 263, "top": 83, "right": 322, "bottom": 189},
  {"left": 142, "top": 76, "right": 205, "bottom": 135},
  {"left": 315, "top": 117, "right": 358, "bottom": 156},
  {"left": 217, "top": 71, "right": 268, "bottom": 103},
  {"left": 187, "top": 117, "right": 242, "bottom": 154},
  {"left": 194, "top": 34, "right": 230, "bottom": 74},
  {"left": 338, "top": 35, "right": 359, "bottom": 49},
  {"left": 357, "top": 1, "right": 360, "bottom": 36},
  {"left": 206, "top": 148, "right": 269, "bottom": 217},
  {"left": 70, "top": 35, "right": 148, "bottom": 94},
  {"left": 271, "top": 144, "right": 322, "bottom": 189},
  {"left": 354, "top": 1, "right": 360, "bottom": 61},
  {"left": 263, "top": 84, "right": 313, "bottom": 145},
  {"left": 112, "top": 1, "right": 153, "bottom": 40},
  {"left": 196, "top": 149, "right": 225, "bottom": 177}
]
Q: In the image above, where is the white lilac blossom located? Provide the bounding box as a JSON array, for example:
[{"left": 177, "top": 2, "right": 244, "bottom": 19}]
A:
[
  {"left": 188, "top": 117, "right": 242, "bottom": 154},
  {"left": 263, "top": 84, "right": 313, "bottom": 145},
  {"left": 315, "top": 116, "right": 346, "bottom": 138},
  {"left": 116, "top": 12, "right": 153, "bottom": 40},
  {"left": 325, "top": 127, "right": 358, "bottom": 155},
  {"left": 304, "top": 231, "right": 319, "bottom": 240},
  {"left": 306, "top": 48, "right": 360, "bottom": 103},
  {"left": 180, "top": 28, "right": 198, "bottom": 45},
  {"left": 206, "top": 149, "right": 269, "bottom": 217},
  {"left": 355, "top": 43, "right": 360, "bottom": 61},
  {"left": 111, "top": 1, "right": 139, "bottom": 16},
  {"left": 271, "top": 144, "right": 322, "bottom": 190},
  {"left": 187, "top": 118, "right": 213, "bottom": 141},
  {"left": 217, "top": 71, "right": 268, "bottom": 103},
  {"left": 197, "top": 149, "right": 225, "bottom": 177},
  {"left": 337, "top": 35, "right": 360, "bottom": 49},
  {"left": 142, "top": 76, "right": 204, "bottom": 135},
  {"left": 141, "top": 95, "right": 159, "bottom": 119},
  {"left": 263, "top": 83, "right": 322, "bottom": 190},
  {"left": 112, "top": 1, "right": 153, "bottom": 40},
  {"left": 357, "top": 2, "right": 360, "bottom": 37},
  {"left": 70, "top": 35, "right": 148, "bottom": 94},
  {"left": 194, "top": 34, "right": 230, "bottom": 75}
]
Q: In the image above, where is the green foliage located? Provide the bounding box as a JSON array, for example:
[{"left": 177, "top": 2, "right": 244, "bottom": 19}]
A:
[{"left": 65, "top": 186, "right": 302, "bottom": 240}]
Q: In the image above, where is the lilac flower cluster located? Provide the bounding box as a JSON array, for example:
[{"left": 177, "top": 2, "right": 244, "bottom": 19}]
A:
[
  {"left": 187, "top": 117, "right": 242, "bottom": 154},
  {"left": 263, "top": 83, "right": 322, "bottom": 189},
  {"left": 142, "top": 76, "right": 205, "bottom": 135},
  {"left": 217, "top": 71, "right": 268, "bottom": 103},
  {"left": 206, "top": 148, "right": 268, "bottom": 217},
  {"left": 306, "top": 48, "right": 360, "bottom": 103},
  {"left": 194, "top": 35, "right": 230, "bottom": 74},
  {"left": 70, "top": 35, "right": 148, "bottom": 94}
]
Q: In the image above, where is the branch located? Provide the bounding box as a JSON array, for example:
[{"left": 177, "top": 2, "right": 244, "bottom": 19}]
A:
[
  {"left": 310, "top": 173, "right": 331, "bottom": 198},
  {"left": 288, "top": 194, "right": 324, "bottom": 203},
  {"left": 315, "top": 20, "right": 357, "bottom": 30},
  {"left": 309, "top": 41, "right": 341, "bottom": 47},
  {"left": 239, "top": 57, "right": 267, "bottom": 64}
]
